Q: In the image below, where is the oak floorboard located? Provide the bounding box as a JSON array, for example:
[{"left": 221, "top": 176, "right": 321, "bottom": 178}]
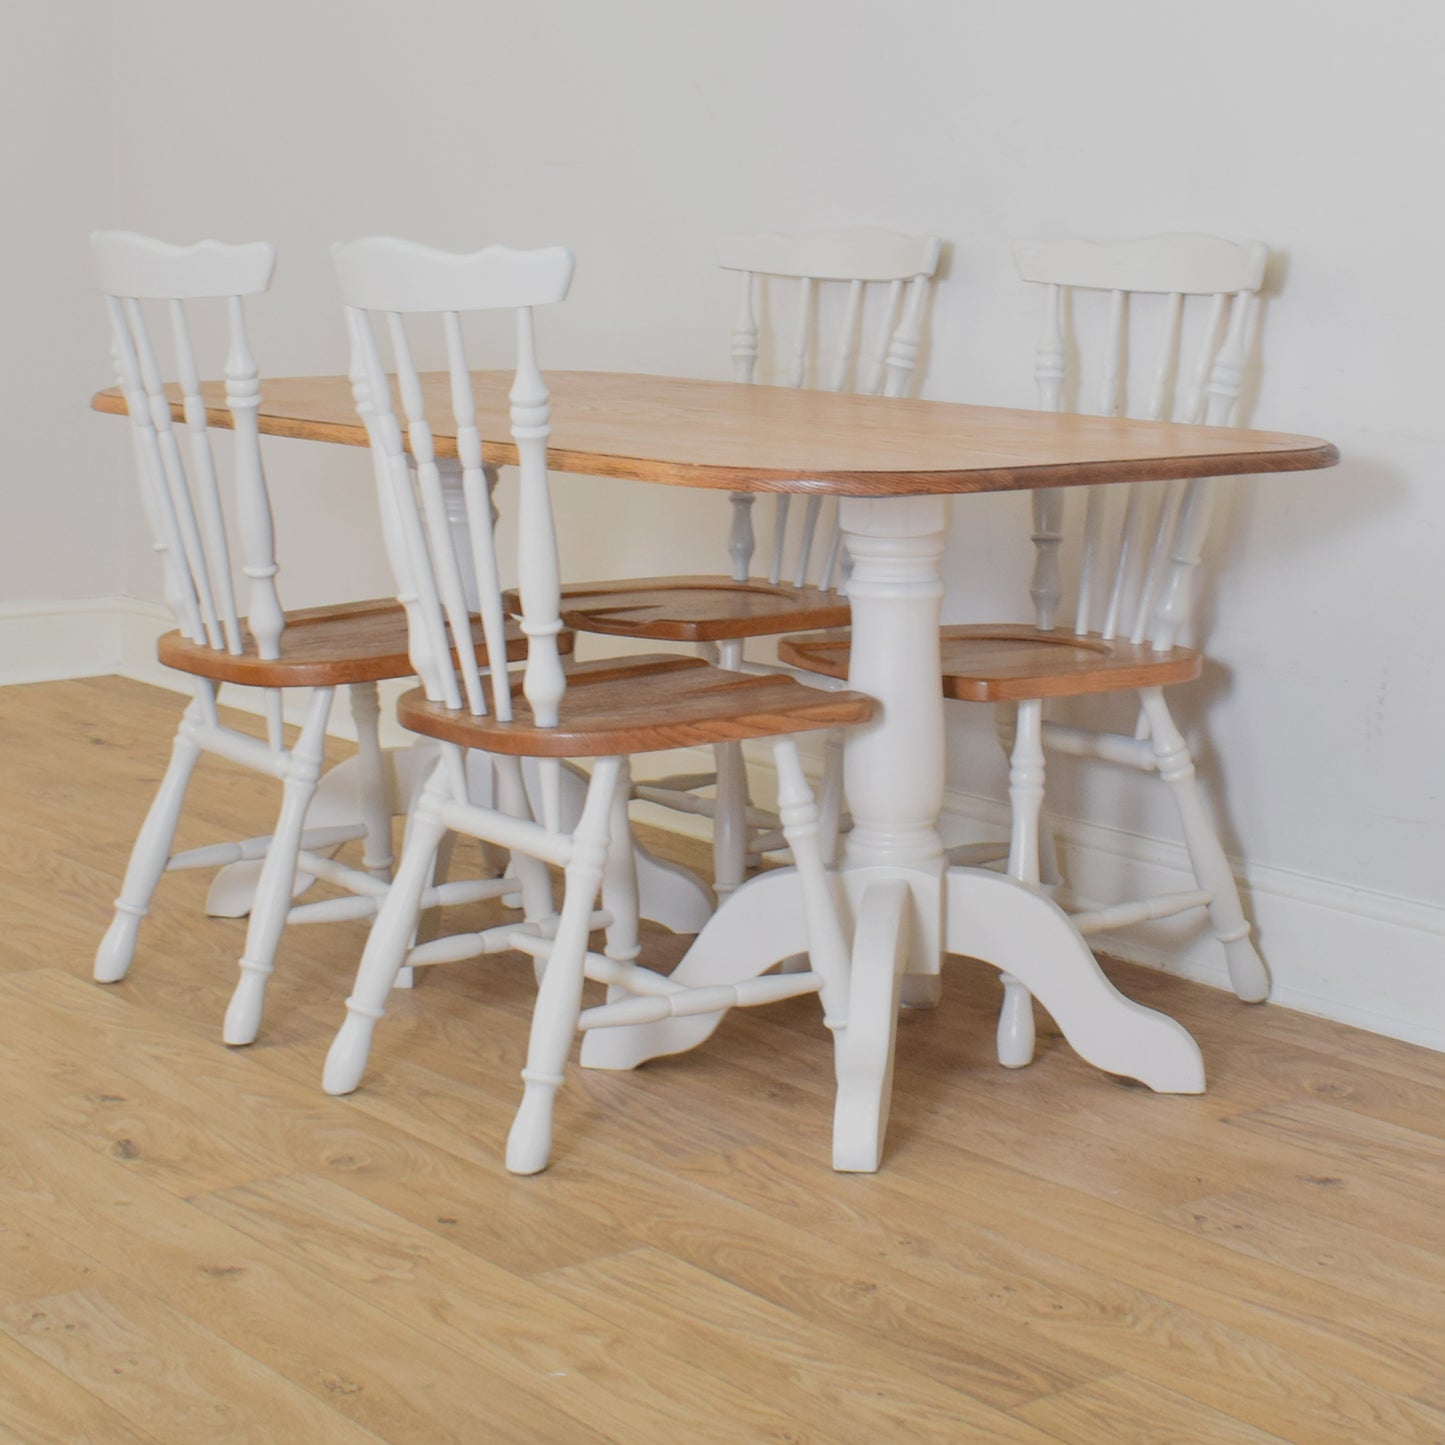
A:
[
  {"left": 193, "top": 1173, "right": 859, "bottom": 1445},
  {"left": 0, "top": 1331, "right": 164, "bottom": 1445},
  {"left": 1013, "top": 1374, "right": 1291, "bottom": 1444},
  {"left": 675, "top": 1144, "right": 1445, "bottom": 1396},
  {"left": 0, "top": 1129, "right": 608, "bottom": 1445},
  {"left": 538, "top": 1247, "right": 1060, "bottom": 1443},
  {"left": 1156, "top": 1188, "right": 1445, "bottom": 1331},
  {"left": 5, "top": 674, "right": 1445, "bottom": 1442},
  {"left": 0, "top": 1283, "right": 388, "bottom": 1445}
]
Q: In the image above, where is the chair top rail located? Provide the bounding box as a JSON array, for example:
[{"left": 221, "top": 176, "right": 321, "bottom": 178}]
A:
[
  {"left": 91, "top": 230, "right": 275, "bottom": 300},
  {"left": 1014, "top": 234, "right": 1267, "bottom": 297},
  {"left": 718, "top": 228, "right": 941, "bottom": 283},
  {"left": 333, "top": 235, "right": 574, "bottom": 313}
]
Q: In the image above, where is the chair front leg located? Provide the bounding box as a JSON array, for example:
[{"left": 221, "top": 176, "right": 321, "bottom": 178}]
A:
[
  {"left": 95, "top": 693, "right": 207, "bottom": 983},
  {"left": 998, "top": 697, "right": 1045, "bottom": 1068},
  {"left": 601, "top": 759, "right": 641, "bottom": 1002},
  {"left": 224, "top": 687, "right": 334, "bottom": 1045},
  {"left": 506, "top": 755, "right": 621, "bottom": 1176},
  {"left": 324, "top": 760, "right": 453, "bottom": 1094}
]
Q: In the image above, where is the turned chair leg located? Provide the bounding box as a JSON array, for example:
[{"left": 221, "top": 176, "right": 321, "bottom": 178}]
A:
[
  {"left": 600, "top": 760, "right": 641, "bottom": 1003},
  {"left": 817, "top": 728, "right": 846, "bottom": 868},
  {"left": 506, "top": 756, "right": 621, "bottom": 1176},
  {"left": 95, "top": 697, "right": 206, "bottom": 984},
  {"left": 712, "top": 740, "right": 749, "bottom": 898},
  {"left": 324, "top": 761, "right": 453, "bottom": 1095},
  {"left": 349, "top": 681, "right": 394, "bottom": 880},
  {"left": 224, "top": 687, "right": 335, "bottom": 1045},
  {"left": 1139, "top": 688, "right": 1269, "bottom": 1002},
  {"left": 998, "top": 698, "right": 1045, "bottom": 1067}
]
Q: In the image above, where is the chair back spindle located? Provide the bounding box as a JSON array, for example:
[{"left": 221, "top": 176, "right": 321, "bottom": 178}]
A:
[
  {"left": 716, "top": 229, "right": 942, "bottom": 593},
  {"left": 1012, "top": 234, "right": 1268, "bottom": 652},
  {"left": 335, "top": 237, "right": 575, "bottom": 738},
  {"left": 94, "top": 231, "right": 286, "bottom": 672}
]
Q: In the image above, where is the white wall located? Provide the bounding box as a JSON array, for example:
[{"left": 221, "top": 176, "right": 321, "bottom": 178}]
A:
[
  {"left": 0, "top": 8, "right": 119, "bottom": 603},
  {"left": 8, "top": 0, "right": 1444, "bottom": 1039}
]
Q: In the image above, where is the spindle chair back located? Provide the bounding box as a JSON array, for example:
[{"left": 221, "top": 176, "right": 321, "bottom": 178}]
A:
[
  {"left": 95, "top": 231, "right": 287, "bottom": 732},
  {"left": 327, "top": 236, "right": 873, "bottom": 1174},
  {"left": 338, "top": 236, "right": 576, "bottom": 828},
  {"left": 718, "top": 228, "right": 942, "bottom": 593},
  {"left": 1015, "top": 234, "right": 1268, "bottom": 650}
]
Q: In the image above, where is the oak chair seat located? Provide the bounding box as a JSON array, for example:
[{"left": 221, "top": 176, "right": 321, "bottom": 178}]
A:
[
  {"left": 157, "top": 597, "right": 553, "bottom": 688},
  {"left": 778, "top": 624, "right": 1202, "bottom": 702},
  {"left": 551, "top": 575, "right": 850, "bottom": 643},
  {"left": 397, "top": 653, "right": 873, "bottom": 757}
]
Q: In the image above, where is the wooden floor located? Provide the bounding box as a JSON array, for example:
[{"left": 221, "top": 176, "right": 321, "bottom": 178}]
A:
[{"left": 2, "top": 677, "right": 1444, "bottom": 1444}]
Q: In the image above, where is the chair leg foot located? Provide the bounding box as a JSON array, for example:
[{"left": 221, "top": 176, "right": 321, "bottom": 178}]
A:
[
  {"left": 222, "top": 961, "right": 271, "bottom": 1046},
  {"left": 997, "top": 972, "right": 1036, "bottom": 1067},
  {"left": 506, "top": 1073, "right": 560, "bottom": 1175},
  {"left": 1222, "top": 932, "right": 1269, "bottom": 1003},
  {"left": 323, "top": 1009, "right": 380, "bottom": 1095},
  {"left": 94, "top": 910, "right": 143, "bottom": 983}
]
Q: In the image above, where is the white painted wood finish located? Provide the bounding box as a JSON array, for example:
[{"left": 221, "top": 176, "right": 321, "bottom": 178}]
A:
[
  {"left": 989, "top": 234, "right": 1271, "bottom": 1065},
  {"left": 90, "top": 231, "right": 410, "bottom": 1044},
  {"left": 644, "top": 229, "right": 942, "bottom": 895},
  {"left": 587, "top": 489, "right": 1207, "bottom": 1170},
  {"left": 326, "top": 237, "right": 862, "bottom": 1174},
  {"left": 717, "top": 228, "right": 942, "bottom": 595}
]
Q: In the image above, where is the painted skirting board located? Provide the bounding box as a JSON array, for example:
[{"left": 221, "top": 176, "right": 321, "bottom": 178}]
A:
[{"left": 4, "top": 595, "right": 1442, "bottom": 1052}]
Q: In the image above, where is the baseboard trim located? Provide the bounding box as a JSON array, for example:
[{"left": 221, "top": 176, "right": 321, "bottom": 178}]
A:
[
  {"left": 729, "top": 738, "right": 1445, "bottom": 1055},
  {"left": 4, "top": 597, "right": 1441, "bottom": 1052}
]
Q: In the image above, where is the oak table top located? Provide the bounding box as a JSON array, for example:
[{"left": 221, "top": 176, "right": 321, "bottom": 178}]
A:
[{"left": 92, "top": 370, "right": 1339, "bottom": 497}]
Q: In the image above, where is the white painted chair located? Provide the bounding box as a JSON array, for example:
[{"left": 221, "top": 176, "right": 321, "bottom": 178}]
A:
[
  {"left": 321, "top": 236, "right": 874, "bottom": 1174},
  {"left": 555, "top": 229, "right": 941, "bottom": 897},
  {"left": 782, "top": 233, "right": 1272, "bottom": 1065},
  {"left": 90, "top": 231, "right": 525, "bottom": 1045}
]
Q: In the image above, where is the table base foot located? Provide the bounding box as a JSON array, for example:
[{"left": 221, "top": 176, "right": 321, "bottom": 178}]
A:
[
  {"left": 833, "top": 878, "right": 911, "bottom": 1172},
  {"left": 944, "top": 868, "right": 1205, "bottom": 1094}
]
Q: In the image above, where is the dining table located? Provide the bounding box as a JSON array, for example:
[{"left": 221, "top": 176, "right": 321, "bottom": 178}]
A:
[{"left": 93, "top": 370, "right": 1338, "bottom": 1170}]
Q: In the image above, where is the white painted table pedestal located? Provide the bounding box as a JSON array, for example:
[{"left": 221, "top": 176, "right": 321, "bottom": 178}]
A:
[{"left": 582, "top": 490, "right": 1206, "bottom": 1172}]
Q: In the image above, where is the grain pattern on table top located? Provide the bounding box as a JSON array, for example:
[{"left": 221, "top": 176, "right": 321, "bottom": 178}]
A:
[{"left": 92, "top": 369, "right": 1339, "bottom": 496}]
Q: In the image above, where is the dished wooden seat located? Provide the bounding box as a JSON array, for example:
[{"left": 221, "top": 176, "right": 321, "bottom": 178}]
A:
[
  {"left": 397, "top": 653, "right": 873, "bottom": 756},
  {"left": 551, "top": 575, "right": 849, "bottom": 643},
  {"left": 778, "top": 623, "right": 1202, "bottom": 702},
  {"left": 157, "top": 596, "right": 555, "bottom": 687}
]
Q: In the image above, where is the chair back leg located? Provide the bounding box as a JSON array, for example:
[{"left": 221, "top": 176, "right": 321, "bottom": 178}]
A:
[{"left": 1139, "top": 688, "right": 1269, "bottom": 1001}]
